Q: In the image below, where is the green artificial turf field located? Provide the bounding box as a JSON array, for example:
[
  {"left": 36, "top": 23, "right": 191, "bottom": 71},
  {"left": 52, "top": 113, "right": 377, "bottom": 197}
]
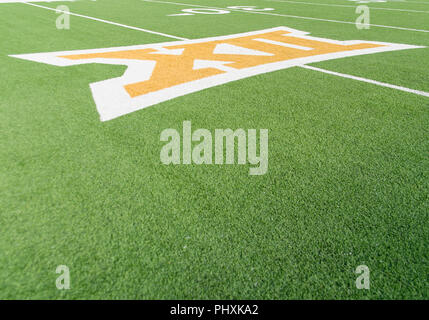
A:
[{"left": 0, "top": 0, "right": 428, "bottom": 299}]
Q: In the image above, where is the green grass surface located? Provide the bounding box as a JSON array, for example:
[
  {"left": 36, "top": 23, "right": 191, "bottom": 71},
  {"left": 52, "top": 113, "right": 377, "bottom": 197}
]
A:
[{"left": 0, "top": 0, "right": 428, "bottom": 299}]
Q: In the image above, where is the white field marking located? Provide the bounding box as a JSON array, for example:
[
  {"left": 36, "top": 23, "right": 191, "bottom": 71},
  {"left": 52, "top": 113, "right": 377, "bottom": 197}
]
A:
[
  {"left": 182, "top": 8, "right": 230, "bottom": 14},
  {"left": 149, "top": 47, "right": 184, "bottom": 55},
  {"left": 403, "top": 1, "right": 429, "bottom": 4},
  {"left": 11, "top": 27, "right": 426, "bottom": 121},
  {"left": 143, "top": 0, "right": 429, "bottom": 33},
  {"left": 347, "top": 0, "right": 405, "bottom": 3},
  {"left": 168, "top": 13, "right": 194, "bottom": 16},
  {"left": 362, "top": 1, "right": 429, "bottom": 4},
  {"left": 23, "top": 2, "right": 188, "bottom": 40},
  {"left": 227, "top": 5, "right": 274, "bottom": 11},
  {"left": 254, "top": 38, "right": 314, "bottom": 51},
  {"left": 265, "top": 0, "right": 429, "bottom": 14},
  {"left": 347, "top": 0, "right": 408, "bottom": 3},
  {"left": 213, "top": 43, "right": 274, "bottom": 56},
  {"left": 380, "top": 0, "right": 429, "bottom": 3},
  {"left": 300, "top": 65, "right": 429, "bottom": 98},
  {"left": 0, "top": 0, "right": 74, "bottom": 3}
]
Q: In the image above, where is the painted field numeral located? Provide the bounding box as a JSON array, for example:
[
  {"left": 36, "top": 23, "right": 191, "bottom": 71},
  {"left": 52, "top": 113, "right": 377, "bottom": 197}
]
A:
[{"left": 168, "top": 6, "right": 274, "bottom": 16}]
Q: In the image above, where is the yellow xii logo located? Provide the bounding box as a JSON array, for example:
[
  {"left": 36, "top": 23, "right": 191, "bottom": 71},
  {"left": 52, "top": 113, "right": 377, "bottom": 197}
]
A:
[{"left": 11, "top": 27, "right": 420, "bottom": 121}]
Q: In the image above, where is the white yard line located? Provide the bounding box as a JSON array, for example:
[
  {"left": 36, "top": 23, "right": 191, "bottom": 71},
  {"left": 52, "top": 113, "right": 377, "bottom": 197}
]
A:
[
  {"left": 0, "top": 0, "right": 74, "bottom": 3},
  {"left": 264, "top": 0, "right": 429, "bottom": 14},
  {"left": 142, "top": 0, "right": 429, "bottom": 33},
  {"left": 300, "top": 65, "right": 429, "bottom": 98},
  {"left": 23, "top": 2, "right": 188, "bottom": 40},
  {"left": 403, "top": 1, "right": 429, "bottom": 4}
]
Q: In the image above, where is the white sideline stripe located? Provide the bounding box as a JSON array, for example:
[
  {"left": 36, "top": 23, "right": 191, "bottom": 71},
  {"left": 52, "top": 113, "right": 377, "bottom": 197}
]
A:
[
  {"left": 23, "top": 2, "right": 188, "bottom": 40},
  {"left": 254, "top": 38, "right": 313, "bottom": 51},
  {"left": 142, "top": 0, "right": 429, "bottom": 33},
  {"left": 300, "top": 65, "right": 429, "bottom": 98},
  {"left": 265, "top": 0, "right": 429, "bottom": 14}
]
